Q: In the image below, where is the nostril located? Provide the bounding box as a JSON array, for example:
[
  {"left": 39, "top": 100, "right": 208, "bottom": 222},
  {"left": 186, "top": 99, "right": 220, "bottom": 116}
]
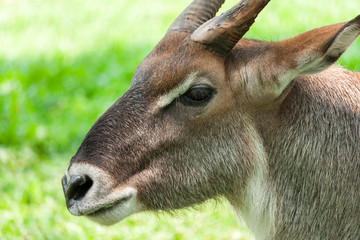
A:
[{"left": 66, "top": 174, "right": 93, "bottom": 204}]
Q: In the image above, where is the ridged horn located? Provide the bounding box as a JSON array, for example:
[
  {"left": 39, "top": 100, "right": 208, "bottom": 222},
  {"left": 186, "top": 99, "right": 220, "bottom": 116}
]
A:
[
  {"left": 168, "top": 0, "right": 226, "bottom": 33},
  {"left": 191, "top": 0, "right": 271, "bottom": 53}
]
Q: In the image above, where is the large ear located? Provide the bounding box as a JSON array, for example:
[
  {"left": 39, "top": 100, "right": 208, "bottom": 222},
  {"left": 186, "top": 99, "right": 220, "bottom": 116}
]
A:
[
  {"left": 235, "top": 16, "right": 360, "bottom": 103},
  {"left": 277, "top": 15, "right": 360, "bottom": 77}
]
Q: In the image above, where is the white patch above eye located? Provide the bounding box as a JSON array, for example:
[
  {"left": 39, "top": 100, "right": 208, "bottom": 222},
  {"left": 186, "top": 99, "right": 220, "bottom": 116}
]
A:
[{"left": 156, "top": 72, "right": 198, "bottom": 108}]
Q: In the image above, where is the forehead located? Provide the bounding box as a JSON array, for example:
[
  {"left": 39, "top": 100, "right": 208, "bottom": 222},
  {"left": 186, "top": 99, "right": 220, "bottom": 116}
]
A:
[{"left": 132, "top": 32, "right": 225, "bottom": 99}]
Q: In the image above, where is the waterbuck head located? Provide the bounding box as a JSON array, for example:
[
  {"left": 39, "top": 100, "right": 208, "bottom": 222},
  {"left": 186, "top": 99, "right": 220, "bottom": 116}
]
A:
[{"left": 62, "top": 0, "right": 360, "bottom": 226}]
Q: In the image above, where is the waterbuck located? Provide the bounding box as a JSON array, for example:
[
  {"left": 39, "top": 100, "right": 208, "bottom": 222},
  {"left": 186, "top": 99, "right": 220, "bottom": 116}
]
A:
[{"left": 61, "top": 0, "right": 360, "bottom": 238}]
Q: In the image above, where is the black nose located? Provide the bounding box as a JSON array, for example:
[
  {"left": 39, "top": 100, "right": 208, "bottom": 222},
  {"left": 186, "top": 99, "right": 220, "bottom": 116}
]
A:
[{"left": 62, "top": 174, "right": 93, "bottom": 207}]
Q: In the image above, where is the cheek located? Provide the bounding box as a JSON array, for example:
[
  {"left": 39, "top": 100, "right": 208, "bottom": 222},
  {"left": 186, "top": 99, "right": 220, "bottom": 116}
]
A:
[{"left": 132, "top": 122, "right": 245, "bottom": 211}]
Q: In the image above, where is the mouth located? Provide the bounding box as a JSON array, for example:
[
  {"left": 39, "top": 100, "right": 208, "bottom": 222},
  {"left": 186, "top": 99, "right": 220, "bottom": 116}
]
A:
[
  {"left": 83, "top": 188, "right": 141, "bottom": 226},
  {"left": 64, "top": 163, "right": 142, "bottom": 225},
  {"left": 86, "top": 195, "right": 133, "bottom": 217}
]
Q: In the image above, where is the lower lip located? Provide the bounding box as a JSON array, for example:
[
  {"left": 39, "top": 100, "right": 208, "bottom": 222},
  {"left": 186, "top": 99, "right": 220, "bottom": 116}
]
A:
[{"left": 86, "top": 195, "right": 132, "bottom": 216}]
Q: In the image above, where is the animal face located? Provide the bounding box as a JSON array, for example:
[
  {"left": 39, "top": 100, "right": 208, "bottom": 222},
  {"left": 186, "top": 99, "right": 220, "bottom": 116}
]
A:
[
  {"left": 62, "top": 31, "right": 256, "bottom": 225},
  {"left": 62, "top": 0, "right": 360, "bottom": 227}
]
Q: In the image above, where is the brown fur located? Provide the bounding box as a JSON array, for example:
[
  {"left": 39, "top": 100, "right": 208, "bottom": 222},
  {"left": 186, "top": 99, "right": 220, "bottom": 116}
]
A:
[
  {"left": 262, "top": 68, "right": 360, "bottom": 238},
  {"left": 63, "top": 0, "right": 360, "bottom": 239}
]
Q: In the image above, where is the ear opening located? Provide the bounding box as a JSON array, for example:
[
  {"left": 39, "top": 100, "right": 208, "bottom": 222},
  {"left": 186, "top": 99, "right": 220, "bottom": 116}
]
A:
[
  {"left": 279, "top": 15, "right": 360, "bottom": 76},
  {"left": 322, "top": 15, "right": 360, "bottom": 65},
  {"left": 229, "top": 16, "right": 360, "bottom": 105}
]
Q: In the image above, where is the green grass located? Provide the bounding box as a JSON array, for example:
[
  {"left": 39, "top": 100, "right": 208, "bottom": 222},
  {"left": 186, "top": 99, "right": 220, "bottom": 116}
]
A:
[
  {"left": 1, "top": 0, "right": 359, "bottom": 239},
  {"left": 1, "top": 149, "right": 252, "bottom": 240}
]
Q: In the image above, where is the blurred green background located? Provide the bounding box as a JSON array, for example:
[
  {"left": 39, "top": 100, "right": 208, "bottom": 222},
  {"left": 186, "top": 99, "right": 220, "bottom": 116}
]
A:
[{"left": 0, "top": 0, "right": 359, "bottom": 239}]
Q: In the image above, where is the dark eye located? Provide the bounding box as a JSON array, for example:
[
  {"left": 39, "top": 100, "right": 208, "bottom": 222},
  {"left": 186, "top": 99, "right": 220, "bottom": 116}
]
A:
[{"left": 179, "top": 86, "right": 215, "bottom": 105}]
